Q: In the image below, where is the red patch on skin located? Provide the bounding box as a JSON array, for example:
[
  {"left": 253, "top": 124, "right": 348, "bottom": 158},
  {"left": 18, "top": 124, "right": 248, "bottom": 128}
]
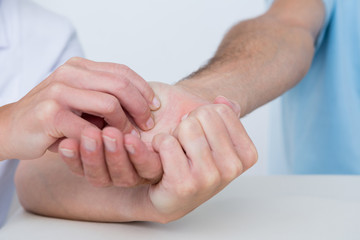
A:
[{"left": 137, "top": 82, "right": 209, "bottom": 149}]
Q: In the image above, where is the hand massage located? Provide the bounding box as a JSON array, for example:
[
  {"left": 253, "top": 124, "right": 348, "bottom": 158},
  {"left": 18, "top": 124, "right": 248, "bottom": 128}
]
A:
[{"left": 1, "top": 0, "right": 359, "bottom": 232}]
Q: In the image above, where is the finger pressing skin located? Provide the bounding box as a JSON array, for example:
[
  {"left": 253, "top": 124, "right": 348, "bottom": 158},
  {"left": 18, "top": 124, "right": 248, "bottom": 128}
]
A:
[
  {"left": 102, "top": 127, "right": 141, "bottom": 187},
  {"left": 52, "top": 64, "right": 155, "bottom": 130},
  {"left": 58, "top": 138, "right": 83, "bottom": 176},
  {"left": 213, "top": 104, "right": 258, "bottom": 172},
  {"left": 124, "top": 133, "right": 163, "bottom": 184},
  {"left": 65, "top": 57, "right": 161, "bottom": 110},
  {"left": 80, "top": 126, "right": 111, "bottom": 187}
]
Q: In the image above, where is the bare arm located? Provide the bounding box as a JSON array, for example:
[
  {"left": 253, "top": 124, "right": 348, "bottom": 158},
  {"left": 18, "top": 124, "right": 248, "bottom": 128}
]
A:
[
  {"left": 177, "top": 0, "right": 325, "bottom": 116},
  {"left": 15, "top": 152, "right": 152, "bottom": 222}
]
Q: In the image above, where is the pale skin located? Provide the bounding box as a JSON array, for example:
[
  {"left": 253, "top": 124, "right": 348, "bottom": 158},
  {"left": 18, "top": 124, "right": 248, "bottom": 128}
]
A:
[
  {"left": 57, "top": 82, "right": 211, "bottom": 187},
  {"left": 16, "top": 101, "right": 256, "bottom": 223},
  {"left": 15, "top": 0, "right": 325, "bottom": 222},
  {"left": 58, "top": 81, "right": 243, "bottom": 187},
  {"left": 0, "top": 57, "right": 160, "bottom": 161}
]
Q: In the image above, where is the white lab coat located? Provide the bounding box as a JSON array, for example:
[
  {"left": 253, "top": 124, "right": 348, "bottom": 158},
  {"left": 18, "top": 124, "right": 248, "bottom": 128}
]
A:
[{"left": 0, "top": 0, "right": 83, "bottom": 227}]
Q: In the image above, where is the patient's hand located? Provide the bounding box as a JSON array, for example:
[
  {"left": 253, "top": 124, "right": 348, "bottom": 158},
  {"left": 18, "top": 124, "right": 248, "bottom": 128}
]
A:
[
  {"left": 147, "top": 103, "right": 256, "bottom": 222},
  {"left": 58, "top": 82, "right": 210, "bottom": 187},
  {"left": 15, "top": 102, "right": 256, "bottom": 223}
]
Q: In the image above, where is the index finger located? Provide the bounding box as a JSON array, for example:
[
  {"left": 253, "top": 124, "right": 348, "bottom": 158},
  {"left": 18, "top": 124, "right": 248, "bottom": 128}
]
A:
[
  {"left": 66, "top": 57, "right": 160, "bottom": 110},
  {"left": 52, "top": 64, "right": 155, "bottom": 131}
]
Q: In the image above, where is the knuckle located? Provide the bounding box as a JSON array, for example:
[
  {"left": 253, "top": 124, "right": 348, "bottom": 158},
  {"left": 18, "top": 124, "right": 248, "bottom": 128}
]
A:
[
  {"left": 116, "top": 64, "right": 131, "bottom": 75},
  {"left": 65, "top": 56, "right": 83, "bottom": 65},
  {"left": 232, "top": 161, "right": 243, "bottom": 178},
  {"left": 142, "top": 85, "right": 154, "bottom": 102},
  {"left": 178, "top": 118, "right": 200, "bottom": 136},
  {"left": 137, "top": 104, "right": 150, "bottom": 116},
  {"left": 159, "top": 136, "right": 178, "bottom": 152},
  {"left": 114, "top": 76, "right": 130, "bottom": 91},
  {"left": 215, "top": 104, "right": 234, "bottom": 117},
  {"left": 35, "top": 99, "right": 61, "bottom": 122},
  {"left": 243, "top": 143, "right": 259, "bottom": 169},
  {"left": 203, "top": 169, "right": 221, "bottom": 188},
  {"left": 105, "top": 157, "right": 120, "bottom": 167},
  {"left": 48, "top": 82, "right": 66, "bottom": 97},
  {"left": 52, "top": 65, "right": 70, "bottom": 81},
  {"left": 175, "top": 182, "right": 197, "bottom": 197},
  {"left": 195, "top": 107, "right": 213, "bottom": 121},
  {"left": 102, "top": 96, "right": 120, "bottom": 115},
  {"left": 206, "top": 170, "right": 221, "bottom": 188},
  {"left": 223, "top": 157, "right": 243, "bottom": 182},
  {"left": 131, "top": 104, "right": 149, "bottom": 120}
]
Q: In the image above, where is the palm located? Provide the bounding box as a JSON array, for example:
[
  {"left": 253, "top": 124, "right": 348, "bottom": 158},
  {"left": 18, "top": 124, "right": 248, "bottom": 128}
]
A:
[{"left": 139, "top": 82, "right": 208, "bottom": 149}]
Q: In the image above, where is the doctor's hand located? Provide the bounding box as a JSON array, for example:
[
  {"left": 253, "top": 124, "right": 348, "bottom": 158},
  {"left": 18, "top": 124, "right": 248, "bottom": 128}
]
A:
[
  {"left": 58, "top": 82, "right": 242, "bottom": 187},
  {"left": 0, "top": 57, "right": 159, "bottom": 161}
]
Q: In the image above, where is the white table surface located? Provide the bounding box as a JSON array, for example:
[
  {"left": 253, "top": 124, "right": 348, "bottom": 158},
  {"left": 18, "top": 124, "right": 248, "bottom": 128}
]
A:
[{"left": 1, "top": 176, "right": 359, "bottom": 240}]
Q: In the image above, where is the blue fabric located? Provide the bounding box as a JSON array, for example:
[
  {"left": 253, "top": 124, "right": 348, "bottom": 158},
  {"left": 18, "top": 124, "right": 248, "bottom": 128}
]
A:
[{"left": 270, "top": 0, "right": 360, "bottom": 174}]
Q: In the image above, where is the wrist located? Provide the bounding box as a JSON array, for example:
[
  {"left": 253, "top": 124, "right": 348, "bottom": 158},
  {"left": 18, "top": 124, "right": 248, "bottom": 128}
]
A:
[
  {"left": 176, "top": 76, "right": 249, "bottom": 117},
  {"left": 175, "top": 77, "right": 217, "bottom": 103}
]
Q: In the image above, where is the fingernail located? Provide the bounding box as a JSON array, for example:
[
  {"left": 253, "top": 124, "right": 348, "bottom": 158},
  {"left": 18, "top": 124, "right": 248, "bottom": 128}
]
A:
[
  {"left": 103, "top": 135, "right": 117, "bottom": 152},
  {"left": 150, "top": 96, "right": 161, "bottom": 110},
  {"left": 60, "top": 148, "right": 75, "bottom": 158},
  {"left": 146, "top": 116, "right": 155, "bottom": 129},
  {"left": 131, "top": 129, "right": 140, "bottom": 138},
  {"left": 82, "top": 136, "right": 96, "bottom": 152},
  {"left": 125, "top": 144, "right": 135, "bottom": 154}
]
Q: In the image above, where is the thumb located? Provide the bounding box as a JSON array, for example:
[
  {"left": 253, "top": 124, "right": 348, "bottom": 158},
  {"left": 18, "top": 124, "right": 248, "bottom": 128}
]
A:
[{"left": 213, "top": 96, "right": 241, "bottom": 117}]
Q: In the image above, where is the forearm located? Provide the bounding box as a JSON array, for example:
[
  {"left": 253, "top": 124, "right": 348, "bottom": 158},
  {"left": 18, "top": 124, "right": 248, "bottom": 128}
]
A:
[
  {"left": 15, "top": 152, "right": 156, "bottom": 222},
  {"left": 177, "top": 1, "right": 324, "bottom": 116}
]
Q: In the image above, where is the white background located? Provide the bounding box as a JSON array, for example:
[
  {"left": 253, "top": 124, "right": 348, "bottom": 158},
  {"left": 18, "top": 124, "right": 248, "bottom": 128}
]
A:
[{"left": 32, "top": 0, "right": 271, "bottom": 175}]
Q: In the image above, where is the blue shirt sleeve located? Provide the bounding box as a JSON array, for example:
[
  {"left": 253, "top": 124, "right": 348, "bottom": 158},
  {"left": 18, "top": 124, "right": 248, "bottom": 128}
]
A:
[
  {"left": 264, "top": 0, "right": 335, "bottom": 50},
  {"left": 315, "top": 0, "right": 335, "bottom": 50}
]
